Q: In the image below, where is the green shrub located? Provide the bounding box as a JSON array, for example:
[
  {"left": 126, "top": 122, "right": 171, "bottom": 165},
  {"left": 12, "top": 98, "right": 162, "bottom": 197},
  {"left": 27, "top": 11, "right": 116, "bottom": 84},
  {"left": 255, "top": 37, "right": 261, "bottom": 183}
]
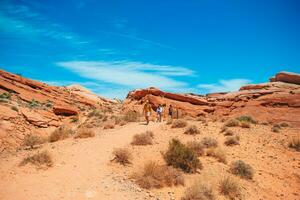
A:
[
  {"left": 236, "top": 115, "right": 257, "bottom": 124},
  {"left": 164, "top": 139, "right": 202, "bottom": 173},
  {"left": 44, "top": 100, "right": 53, "bottom": 108},
  {"left": 29, "top": 99, "right": 39, "bottom": 108},
  {"left": 230, "top": 160, "right": 254, "bottom": 179},
  {"left": 0, "top": 92, "right": 11, "bottom": 99}
]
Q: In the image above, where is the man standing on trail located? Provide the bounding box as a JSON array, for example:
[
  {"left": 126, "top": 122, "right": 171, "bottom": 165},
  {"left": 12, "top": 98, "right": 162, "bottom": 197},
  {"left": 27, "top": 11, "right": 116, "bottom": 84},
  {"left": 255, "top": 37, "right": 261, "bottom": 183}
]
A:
[
  {"left": 168, "top": 105, "right": 173, "bottom": 119},
  {"left": 143, "top": 100, "right": 152, "bottom": 125}
]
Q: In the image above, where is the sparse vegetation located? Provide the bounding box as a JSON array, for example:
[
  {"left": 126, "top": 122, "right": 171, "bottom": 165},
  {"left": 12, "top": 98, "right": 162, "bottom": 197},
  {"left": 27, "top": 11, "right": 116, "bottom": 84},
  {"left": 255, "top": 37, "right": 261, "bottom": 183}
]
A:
[
  {"left": 171, "top": 119, "right": 188, "bottom": 128},
  {"left": 220, "top": 126, "right": 227, "bottom": 133},
  {"left": 224, "top": 129, "right": 234, "bottom": 136},
  {"left": 236, "top": 115, "right": 257, "bottom": 124},
  {"left": 279, "top": 122, "right": 289, "bottom": 127},
  {"left": 288, "top": 136, "right": 300, "bottom": 152},
  {"left": 224, "top": 136, "right": 240, "bottom": 146},
  {"left": 123, "top": 110, "right": 140, "bottom": 122},
  {"left": 0, "top": 92, "right": 11, "bottom": 99},
  {"left": 74, "top": 128, "right": 95, "bottom": 139},
  {"left": 219, "top": 176, "right": 241, "bottom": 199},
  {"left": 206, "top": 147, "right": 227, "bottom": 164},
  {"left": 112, "top": 148, "right": 132, "bottom": 165},
  {"left": 88, "top": 109, "right": 103, "bottom": 118},
  {"left": 119, "top": 120, "right": 127, "bottom": 126},
  {"left": 166, "top": 118, "right": 173, "bottom": 125},
  {"left": 200, "top": 137, "right": 218, "bottom": 148},
  {"left": 28, "top": 99, "right": 39, "bottom": 108},
  {"left": 22, "top": 135, "right": 45, "bottom": 149},
  {"left": 44, "top": 100, "right": 53, "bottom": 108},
  {"left": 164, "top": 139, "right": 202, "bottom": 173},
  {"left": 131, "top": 131, "right": 153, "bottom": 145},
  {"left": 224, "top": 119, "right": 240, "bottom": 127},
  {"left": 134, "top": 161, "right": 184, "bottom": 189},
  {"left": 184, "top": 125, "right": 200, "bottom": 135},
  {"left": 230, "top": 160, "right": 254, "bottom": 179},
  {"left": 49, "top": 126, "right": 74, "bottom": 142},
  {"left": 271, "top": 126, "right": 280, "bottom": 133},
  {"left": 103, "top": 122, "right": 115, "bottom": 129},
  {"left": 186, "top": 141, "right": 205, "bottom": 156},
  {"left": 240, "top": 121, "right": 251, "bottom": 128},
  {"left": 20, "top": 151, "right": 53, "bottom": 168},
  {"left": 70, "top": 116, "right": 79, "bottom": 123},
  {"left": 181, "top": 181, "right": 215, "bottom": 200}
]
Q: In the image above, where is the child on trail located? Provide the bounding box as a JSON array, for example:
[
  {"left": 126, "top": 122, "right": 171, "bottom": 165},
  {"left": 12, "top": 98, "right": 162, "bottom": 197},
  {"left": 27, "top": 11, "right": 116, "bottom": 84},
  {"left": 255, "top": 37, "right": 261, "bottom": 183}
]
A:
[{"left": 156, "top": 104, "right": 163, "bottom": 122}]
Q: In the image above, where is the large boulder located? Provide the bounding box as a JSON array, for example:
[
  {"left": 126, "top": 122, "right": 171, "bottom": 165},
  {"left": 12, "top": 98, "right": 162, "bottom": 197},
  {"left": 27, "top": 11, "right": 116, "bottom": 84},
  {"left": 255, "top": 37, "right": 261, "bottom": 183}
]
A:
[
  {"left": 53, "top": 105, "right": 78, "bottom": 116},
  {"left": 273, "top": 71, "right": 300, "bottom": 85}
]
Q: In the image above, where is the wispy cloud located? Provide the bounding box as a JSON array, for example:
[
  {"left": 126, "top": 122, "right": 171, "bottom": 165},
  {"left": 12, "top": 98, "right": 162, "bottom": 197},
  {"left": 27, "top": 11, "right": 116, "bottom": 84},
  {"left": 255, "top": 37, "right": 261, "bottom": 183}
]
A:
[
  {"left": 56, "top": 60, "right": 194, "bottom": 90},
  {"left": 197, "top": 79, "right": 251, "bottom": 93}
]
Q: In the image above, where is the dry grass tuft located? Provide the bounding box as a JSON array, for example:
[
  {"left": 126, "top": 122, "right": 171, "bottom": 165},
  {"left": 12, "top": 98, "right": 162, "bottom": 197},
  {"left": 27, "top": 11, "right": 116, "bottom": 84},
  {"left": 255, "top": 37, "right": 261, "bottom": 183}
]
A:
[
  {"left": 134, "top": 161, "right": 184, "bottom": 189},
  {"left": 112, "top": 148, "right": 132, "bottom": 165},
  {"left": 164, "top": 139, "right": 202, "bottom": 173},
  {"left": 220, "top": 126, "right": 227, "bottom": 133},
  {"left": 181, "top": 181, "right": 215, "bottom": 200},
  {"left": 103, "top": 122, "right": 115, "bottom": 129},
  {"left": 49, "top": 126, "right": 74, "bottom": 142},
  {"left": 240, "top": 121, "right": 251, "bottom": 128},
  {"left": 119, "top": 120, "right": 127, "bottom": 126},
  {"left": 131, "top": 131, "right": 153, "bottom": 145},
  {"left": 288, "top": 136, "right": 300, "bottom": 152},
  {"left": 22, "top": 135, "right": 45, "bottom": 149},
  {"left": 124, "top": 110, "right": 140, "bottom": 122},
  {"left": 224, "top": 136, "right": 240, "bottom": 146},
  {"left": 206, "top": 147, "right": 227, "bottom": 164},
  {"left": 271, "top": 126, "right": 280, "bottom": 133},
  {"left": 230, "top": 160, "right": 254, "bottom": 180},
  {"left": 236, "top": 115, "right": 257, "bottom": 124},
  {"left": 186, "top": 141, "right": 205, "bottom": 156},
  {"left": 219, "top": 176, "right": 241, "bottom": 199},
  {"left": 200, "top": 137, "right": 218, "bottom": 148},
  {"left": 166, "top": 118, "right": 173, "bottom": 125},
  {"left": 171, "top": 119, "right": 188, "bottom": 128},
  {"left": 224, "top": 129, "right": 234, "bottom": 136},
  {"left": 225, "top": 119, "right": 240, "bottom": 127},
  {"left": 20, "top": 151, "right": 53, "bottom": 168},
  {"left": 184, "top": 125, "right": 200, "bottom": 135},
  {"left": 74, "top": 128, "right": 95, "bottom": 139}
]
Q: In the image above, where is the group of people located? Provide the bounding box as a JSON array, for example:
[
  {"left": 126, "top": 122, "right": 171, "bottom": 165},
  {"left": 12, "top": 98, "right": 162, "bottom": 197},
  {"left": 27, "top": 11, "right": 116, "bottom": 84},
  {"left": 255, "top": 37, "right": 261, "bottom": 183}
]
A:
[{"left": 143, "top": 100, "right": 174, "bottom": 125}]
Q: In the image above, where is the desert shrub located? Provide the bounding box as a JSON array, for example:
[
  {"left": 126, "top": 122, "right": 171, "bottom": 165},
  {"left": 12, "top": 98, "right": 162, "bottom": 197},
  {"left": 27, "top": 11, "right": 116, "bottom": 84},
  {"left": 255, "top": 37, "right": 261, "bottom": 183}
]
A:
[
  {"left": 49, "top": 126, "right": 74, "bottom": 142},
  {"left": 74, "top": 128, "right": 95, "bottom": 139},
  {"left": 112, "top": 148, "right": 132, "bottom": 165},
  {"left": 196, "top": 116, "right": 206, "bottom": 123},
  {"left": 11, "top": 106, "right": 18, "bottom": 111},
  {"left": 22, "top": 135, "right": 45, "bottom": 149},
  {"left": 181, "top": 181, "right": 215, "bottom": 200},
  {"left": 240, "top": 121, "right": 251, "bottom": 128},
  {"left": 230, "top": 160, "right": 254, "bottom": 179},
  {"left": 224, "top": 136, "right": 240, "bottom": 146},
  {"left": 134, "top": 161, "right": 184, "bottom": 189},
  {"left": 171, "top": 119, "right": 188, "bottom": 128},
  {"left": 70, "top": 116, "right": 79, "bottom": 123},
  {"left": 220, "top": 126, "right": 227, "bottom": 133},
  {"left": 103, "top": 122, "right": 115, "bottom": 129},
  {"left": 124, "top": 110, "right": 140, "bottom": 122},
  {"left": 88, "top": 109, "right": 103, "bottom": 118},
  {"left": 119, "top": 120, "right": 127, "bottom": 126},
  {"left": 0, "top": 92, "right": 11, "bottom": 99},
  {"left": 44, "top": 100, "right": 53, "bottom": 108},
  {"left": 236, "top": 115, "right": 257, "bottom": 124},
  {"left": 29, "top": 99, "right": 39, "bottom": 108},
  {"left": 224, "top": 129, "right": 234, "bottom": 136},
  {"left": 279, "top": 122, "right": 289, "bottom": 127},
  {"left": 200, "top": 137, "right": 218, "bottom": 148},
  {"left": 206, "top": 147, "right": 227, "bottom": 164},
  {"left": 271, "top": 126, "right": 280, "bottom": 133},
  {"left": 184, "top": 125, "right": 200, "bottom": 135},
  {"left": 20, "top": 151, "right": 53, "bottom": 168},
  {"left": 163, "top": 139, "right": 202, "bottom": 173},
  {"left": 131, "top": 131, "right": 153, "bottom": 145},
  {"left": 219, "top": 176, "right": 241, "bottom": 199},
  {"left": 224, "top": 119, "right": 240, "bottom": 127},
  {"left": 288, "top": 136, "right": 300, "bottom": 152},
  {"left": 186, "top": 141, "right": 205, "bottom": 156}
]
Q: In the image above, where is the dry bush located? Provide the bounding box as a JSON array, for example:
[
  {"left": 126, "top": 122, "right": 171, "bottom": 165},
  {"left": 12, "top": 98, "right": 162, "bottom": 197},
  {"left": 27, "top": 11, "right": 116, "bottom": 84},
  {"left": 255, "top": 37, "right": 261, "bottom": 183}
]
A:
[
  {"left": 288, "top": 136, "right": 300, "bottom": 152},
  {"left": 103, "top": 122, "right": 115, "bottom": 129},
  {"left": 219, "top": 176, "right": 241, "bottom": 199},
  {"left": 131, "top": 131, "right": 153, "bottom": 145},
  {"left": 124, "top": 110, "right": 140, "bottom": 122},
  {"left": 112, "top": 148, "right": 132, "bottom": 165},
  {"left": 88, "top": 109, "right": 103, "bottom": 118},
  {"left": 20, "top": 151, "right": 53, "bottom": 168},
  {"left": 49, "top": 126, "right": 74, "bottom": 142},
  {"left": 166, "top": 118, "right": 173, "bottom": 125},
  {"left": 181, "top": 181, "right": 215, "bottom": 200},
  {"left": 200, "top": 137, "right": 218, "bottom": 148},
  {"left": 171, "top": 119, "right": 188, "bottom": 128},
  {"left": 224, "top": 136, "right": 240, "bottom": 146},
  {"left": 220, "top": 126, "right": 227, "bottom": 133},
  {"left": 206, "top": 147, "right": 227, "bottom": 164},
  {"left": 236, "top": 115, "right": 257, "bottom": 124},
  {"left": 134, "top": 161, "right": 184, "bottom": 189},
  {"left": 224, "top": 119, "right": 240, "bottom": 127},
  {"left": 230, "top": 160, "right": 254, "bottom": 180},
  {"left": 224, "top": 129, "right": 234, "bottom": 136},
  {"left": 197, "top": 116, "right": 207, "bottom": 123},
  {"left": 240, "top": 121, "right": 251, "bottom": 128},
  {"left": 119, "top": 120, "right": 127, "bottom": 126},
  {"left": 74, "top": 128, "right": 95, "bottom": 139},
  {"left": 279, "top": 122, "right": 289, "bottom": 127},
  {"left": 164, "top": 139, "right": 202, "bottom": 173},
  {"left": 271, "top": 126, "right": 280, "bottom": 133},
  {"left": 22, "top": 135, "right": 45, "bottom": 149},
  {"left": 184, "top": 125, "right": 200, "bottom": 135},
  {"left": 186, "top": 141, "right": 205, "bottom": 156}
]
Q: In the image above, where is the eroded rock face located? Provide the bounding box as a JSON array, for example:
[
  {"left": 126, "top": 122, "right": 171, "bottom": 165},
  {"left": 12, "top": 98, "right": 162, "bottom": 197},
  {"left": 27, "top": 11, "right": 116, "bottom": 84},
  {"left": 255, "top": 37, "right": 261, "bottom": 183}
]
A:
[{"left": 123, "top": 72, "right": 300, "bottom": 127}]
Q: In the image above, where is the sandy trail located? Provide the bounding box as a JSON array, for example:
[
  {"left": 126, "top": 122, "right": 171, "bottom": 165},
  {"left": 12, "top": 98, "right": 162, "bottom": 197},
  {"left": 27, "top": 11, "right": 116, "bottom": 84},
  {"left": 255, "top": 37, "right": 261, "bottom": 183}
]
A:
[{"left": 0, "top": 122, "right": 160, "bottom": 200}]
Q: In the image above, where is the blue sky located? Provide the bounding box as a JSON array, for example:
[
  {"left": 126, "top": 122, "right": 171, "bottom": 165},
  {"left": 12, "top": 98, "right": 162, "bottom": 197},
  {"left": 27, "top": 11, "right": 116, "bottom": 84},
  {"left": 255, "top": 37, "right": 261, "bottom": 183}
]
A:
[{"left": 0, "top": 0, "right": 299, "bottom": 99}]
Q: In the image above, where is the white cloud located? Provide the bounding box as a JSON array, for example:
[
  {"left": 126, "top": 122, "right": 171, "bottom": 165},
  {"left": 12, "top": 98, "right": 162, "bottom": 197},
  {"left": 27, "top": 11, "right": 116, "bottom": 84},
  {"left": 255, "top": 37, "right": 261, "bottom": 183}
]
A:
[
  {"left": 56, "top": 60, "right": 194, "bottom": 89},
  {"left": 197, "top": 79, "right": 251, "bottom": 93}
]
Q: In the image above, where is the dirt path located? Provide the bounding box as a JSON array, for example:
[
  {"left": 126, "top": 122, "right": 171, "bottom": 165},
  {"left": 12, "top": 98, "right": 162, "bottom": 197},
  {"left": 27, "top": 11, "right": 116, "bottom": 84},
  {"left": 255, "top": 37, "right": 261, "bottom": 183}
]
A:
[{"left": 0, "top": 122, "right": 160, "bottom": 200}]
